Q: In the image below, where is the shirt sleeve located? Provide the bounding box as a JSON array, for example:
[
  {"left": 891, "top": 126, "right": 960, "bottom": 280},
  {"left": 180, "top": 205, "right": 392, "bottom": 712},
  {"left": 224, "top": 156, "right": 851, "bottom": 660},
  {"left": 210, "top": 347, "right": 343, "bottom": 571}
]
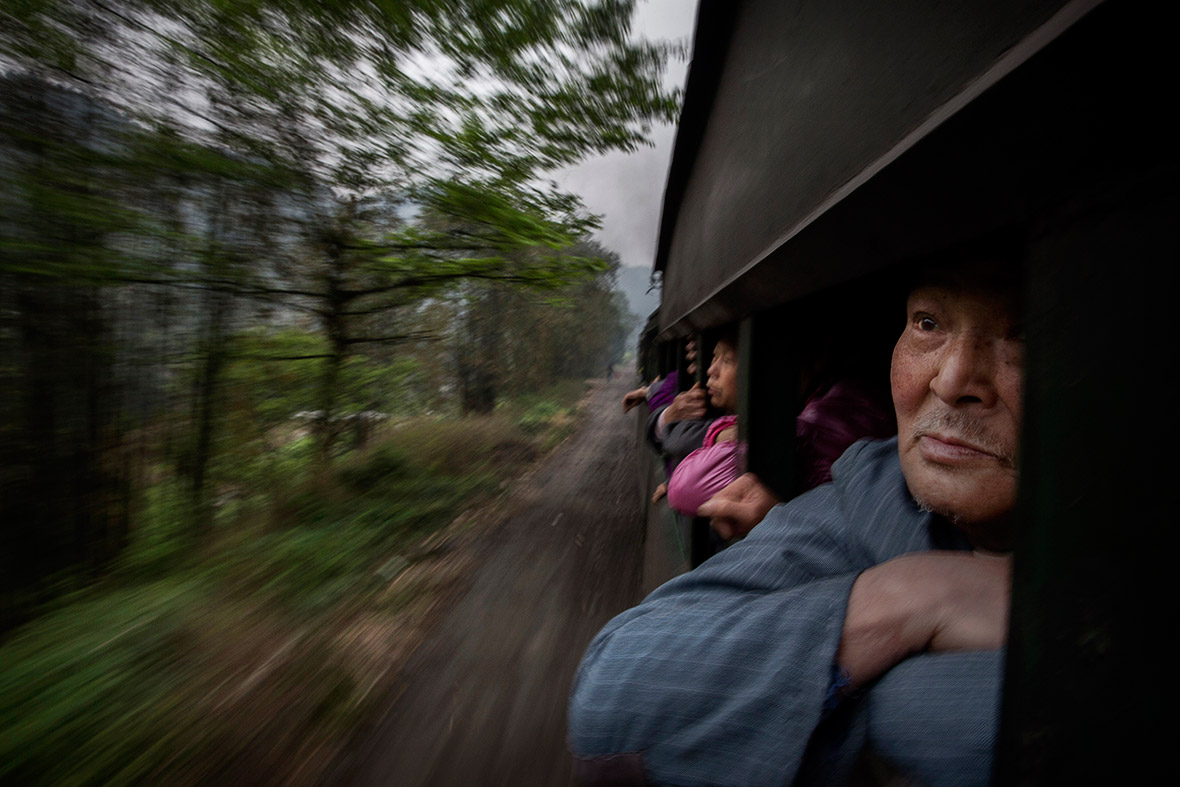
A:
[
  {"left": 862, "top": 651, "right": 1002, "bottom": 786},
  {"left": 645, "top": 405, "right": 670, "bottom": 452},
  {"left": 647, "top": 371, "right": 679, "bottom": 410},
  {"left": 661, "top": 418, "right": 711, "bottom": 465},
  {"left": 568, "top": 486, "right": 870, "bottom": 786}
]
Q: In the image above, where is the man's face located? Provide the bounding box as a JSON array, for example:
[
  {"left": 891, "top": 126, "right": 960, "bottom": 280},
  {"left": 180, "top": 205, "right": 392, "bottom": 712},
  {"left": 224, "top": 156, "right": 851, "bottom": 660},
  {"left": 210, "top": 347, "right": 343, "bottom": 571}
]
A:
[
  {"left": 707, "top": 340, "right": 739, "bottom": 413},
  {"left": 891, "top": 276, "right": 1023, "bottom": 545}
]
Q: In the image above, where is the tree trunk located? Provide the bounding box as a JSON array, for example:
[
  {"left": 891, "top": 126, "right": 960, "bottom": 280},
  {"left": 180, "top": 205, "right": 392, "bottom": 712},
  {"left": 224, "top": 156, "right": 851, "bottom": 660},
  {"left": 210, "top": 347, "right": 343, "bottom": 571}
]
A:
[
  {"left": 459, "top": 285, "right": 502, "bottom": 415},
  {"left": 189, "top": 278, "right": 231, "bottom": 540},
  {"left": 315, "top": 231, "right": 350, "bottom": 464}
]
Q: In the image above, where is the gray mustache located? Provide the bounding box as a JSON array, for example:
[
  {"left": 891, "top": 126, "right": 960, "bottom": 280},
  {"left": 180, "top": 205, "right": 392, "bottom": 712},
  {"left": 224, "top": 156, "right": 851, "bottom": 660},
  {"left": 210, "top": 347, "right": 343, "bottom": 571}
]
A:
[{"left": 910, "top": 410, "right": 1016, "bottom": 468}]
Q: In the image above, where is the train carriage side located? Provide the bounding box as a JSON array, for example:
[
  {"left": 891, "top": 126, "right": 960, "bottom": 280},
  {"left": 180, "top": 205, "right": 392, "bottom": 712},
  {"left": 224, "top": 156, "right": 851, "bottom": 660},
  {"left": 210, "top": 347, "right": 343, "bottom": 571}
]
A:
[{"left": 644, "top": 0, "right": 1174, "bottom": 780}]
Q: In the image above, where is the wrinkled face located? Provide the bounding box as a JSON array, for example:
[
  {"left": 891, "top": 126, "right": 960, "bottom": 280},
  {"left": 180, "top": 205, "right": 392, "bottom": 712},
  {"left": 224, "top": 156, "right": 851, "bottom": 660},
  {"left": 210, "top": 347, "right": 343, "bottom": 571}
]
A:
[
  {"left": 892, "top": 280, "right": 1023, "bottom": 545},
  {"left": 707, "top": 340, "right": 739, "bottom": 413}
]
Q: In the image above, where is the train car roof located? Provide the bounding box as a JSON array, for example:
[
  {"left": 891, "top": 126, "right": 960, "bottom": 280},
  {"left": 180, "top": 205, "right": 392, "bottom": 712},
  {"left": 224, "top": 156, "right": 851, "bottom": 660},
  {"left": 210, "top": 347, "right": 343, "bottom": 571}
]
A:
[{"left": 653, "top": 0, "right": 1106, "bottom": 336}]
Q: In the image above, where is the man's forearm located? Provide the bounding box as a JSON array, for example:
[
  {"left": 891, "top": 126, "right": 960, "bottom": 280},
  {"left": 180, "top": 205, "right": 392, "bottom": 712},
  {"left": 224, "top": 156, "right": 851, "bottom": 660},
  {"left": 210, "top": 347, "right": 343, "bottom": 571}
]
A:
[
  {"left": 571, "top": 568, "right": 861, "bottom": 785},
  {"left": 837, "top": 563, "right": 932, "bottom": 689},
  {"left": 837, "top": 553, "right": 1011, "bottom": 689}
]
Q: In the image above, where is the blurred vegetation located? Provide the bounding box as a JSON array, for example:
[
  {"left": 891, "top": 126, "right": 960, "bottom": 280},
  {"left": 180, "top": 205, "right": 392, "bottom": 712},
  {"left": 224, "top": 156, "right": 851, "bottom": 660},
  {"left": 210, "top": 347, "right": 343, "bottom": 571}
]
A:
[
  {"left": 2, "top": 0, "right": 670, "bottom": 622},
  {"left": 0, "top": 0, "right": 675, "bottom": 781},
  {"left": 0, "top": 380, "right": 590, "bottom": 785}
]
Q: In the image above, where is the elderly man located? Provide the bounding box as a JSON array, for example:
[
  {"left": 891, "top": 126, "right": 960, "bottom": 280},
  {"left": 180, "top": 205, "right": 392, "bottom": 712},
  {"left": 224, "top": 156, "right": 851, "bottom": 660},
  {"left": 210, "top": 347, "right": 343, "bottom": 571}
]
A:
[{"left": 568, "top": 256, "right": 1020, "bottom": 786}]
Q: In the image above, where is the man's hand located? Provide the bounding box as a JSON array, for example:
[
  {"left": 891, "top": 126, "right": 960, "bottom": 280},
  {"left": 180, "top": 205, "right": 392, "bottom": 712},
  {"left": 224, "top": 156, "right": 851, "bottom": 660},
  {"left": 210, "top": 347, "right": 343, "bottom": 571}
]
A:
[
  {"left": 663, "top": 384, "right": 707, "bottom": 424},
  {"left": 696, "top": 473, "right": 780, "bottom": 539},
  {"left": 651, "top": 482, "right": 668, "bottom": 504},
  {"left": 838, "top": 552, "right": 1012, "bottom": 689},
  {"left": 622, "top": 386, "right": 649, "bottom": 413}
]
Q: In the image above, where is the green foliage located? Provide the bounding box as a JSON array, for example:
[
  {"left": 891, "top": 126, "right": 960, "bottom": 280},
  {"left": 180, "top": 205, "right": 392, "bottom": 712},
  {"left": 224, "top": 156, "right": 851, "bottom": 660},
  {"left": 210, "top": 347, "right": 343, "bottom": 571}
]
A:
[
  {"left": 113, "top": 478, "right": 195, "bottom": 580},
  {"left": 452, "top": 239, "right": 631, "bottom": 413},
  {"left": 336, "top": 442, "right": 411, "bottom": 491},
  {"left": 0, "top": 389, "right": 582, "bottom": 782},
  {"left": 250, "top": 475, "right": 487, "bottom": 615},
  {"left": 221, "top": 330, "right": 327, "bottom": 423},
  {"left": 2, "top": 0, "right": 674, "bottom": 573},
  {"left": 1, "top": 0, "right": 679, "bottom": 225},
  {"left": 0, "top": 578, "right": 203, "bottom": 785},
  {"left": 219, "top": 329, "right": 425, "bottom": 424},
  {"left": 1, "top": 0, "right": 674, "bottom": 774},
  {"left": 508, "top": 379, "right": 587, "bottom": 448},
  {"left": 517, "top": 400, "right": 566, "bottom": 434}
]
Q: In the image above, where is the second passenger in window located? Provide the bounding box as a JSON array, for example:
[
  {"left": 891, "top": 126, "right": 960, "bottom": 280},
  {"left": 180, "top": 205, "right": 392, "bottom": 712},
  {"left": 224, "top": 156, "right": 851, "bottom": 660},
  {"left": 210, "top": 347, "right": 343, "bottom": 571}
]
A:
[{"left": 667, "top": 330, "right": 745, "bottom": 516}]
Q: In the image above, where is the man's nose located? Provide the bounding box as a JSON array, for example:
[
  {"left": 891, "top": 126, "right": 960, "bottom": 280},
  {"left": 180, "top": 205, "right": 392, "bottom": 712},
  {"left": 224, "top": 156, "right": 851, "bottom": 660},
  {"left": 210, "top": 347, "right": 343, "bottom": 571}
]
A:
[{"left": 930, "top": 336, "right": 999, "bottom": 408}]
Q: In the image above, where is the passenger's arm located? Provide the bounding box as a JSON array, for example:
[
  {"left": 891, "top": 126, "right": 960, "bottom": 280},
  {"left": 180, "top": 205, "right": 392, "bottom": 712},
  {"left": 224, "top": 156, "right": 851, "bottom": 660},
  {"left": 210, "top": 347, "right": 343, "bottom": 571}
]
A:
[
  {"left": 660, "top": 417, "right": 711, "bottom": 465},
  {"left": 622, "top": 386, "right": 649, "bottom": 412},
  {"left": 571, "top": 440, "right": 1008, "bottom": 786},
  {"left": 569, "top": 491, "right": 866, "bottom": 786},
  {"left": 861, "top": 650, "right": 1004, "bottom": 787},
  {"left": 697, "top": 472, "right": 780, "bottom": 539},
  {"left": 646, "top": 387, "right": 708, "bottom": 453},
  {"left": 663, "top": 384, "right": 707, "bottom": 425},
  {"left": 644, "top": 405, "right": 669, "bottom": 451},
  {"left": 837, "top": 553, "right": 1011, "bottom": 690},
  {"left": 570, "top": 547, "right": 1010, "bottom": 786}
]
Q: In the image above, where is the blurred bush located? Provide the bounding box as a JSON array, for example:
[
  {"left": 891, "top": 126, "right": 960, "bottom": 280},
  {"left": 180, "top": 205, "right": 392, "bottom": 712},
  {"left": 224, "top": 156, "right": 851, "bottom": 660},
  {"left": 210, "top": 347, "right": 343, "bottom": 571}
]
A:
[{"left": 0, "top": 381, "right": 587, "bottom": 784}]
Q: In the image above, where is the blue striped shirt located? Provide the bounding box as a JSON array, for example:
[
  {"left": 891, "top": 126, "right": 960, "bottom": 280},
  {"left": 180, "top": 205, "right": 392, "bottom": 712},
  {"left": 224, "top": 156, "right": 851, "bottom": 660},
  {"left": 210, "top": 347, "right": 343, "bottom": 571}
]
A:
[{"left": 569, "top": 437, "right": 1002, "bottom": 786}]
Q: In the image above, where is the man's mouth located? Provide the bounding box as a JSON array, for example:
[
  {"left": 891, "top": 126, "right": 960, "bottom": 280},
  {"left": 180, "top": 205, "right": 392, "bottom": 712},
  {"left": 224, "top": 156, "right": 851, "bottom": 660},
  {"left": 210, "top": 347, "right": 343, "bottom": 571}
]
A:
[
  {"left": 917, "top": 432, "right": 1009, "bottom": 466},
  {"left": 909, "top": 409, "right": 1015, "bottom": 468}
]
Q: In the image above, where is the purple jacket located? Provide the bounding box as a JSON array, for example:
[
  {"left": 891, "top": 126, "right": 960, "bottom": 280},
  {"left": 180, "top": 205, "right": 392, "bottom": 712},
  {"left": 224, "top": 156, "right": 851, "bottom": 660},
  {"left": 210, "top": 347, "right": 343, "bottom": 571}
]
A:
[
  {"left": 797, "top": 379, "right": 895, "bottom": 490},
  {"left": 646, "top": 370, "right": 680, "bottom": 410}
]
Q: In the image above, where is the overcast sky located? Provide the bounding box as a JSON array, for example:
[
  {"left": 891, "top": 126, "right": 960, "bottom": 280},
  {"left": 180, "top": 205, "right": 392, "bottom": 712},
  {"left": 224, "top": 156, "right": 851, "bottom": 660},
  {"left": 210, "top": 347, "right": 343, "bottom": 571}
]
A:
[{"left": 555, "top": 0, "right": 700, "bottom": 270}]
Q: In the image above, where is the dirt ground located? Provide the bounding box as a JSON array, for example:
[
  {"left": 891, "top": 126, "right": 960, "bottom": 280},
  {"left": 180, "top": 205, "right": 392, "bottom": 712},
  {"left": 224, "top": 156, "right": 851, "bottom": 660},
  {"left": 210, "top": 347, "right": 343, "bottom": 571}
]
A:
[{"left": 328, "top": 376, "right": 647, "bottom": 786}]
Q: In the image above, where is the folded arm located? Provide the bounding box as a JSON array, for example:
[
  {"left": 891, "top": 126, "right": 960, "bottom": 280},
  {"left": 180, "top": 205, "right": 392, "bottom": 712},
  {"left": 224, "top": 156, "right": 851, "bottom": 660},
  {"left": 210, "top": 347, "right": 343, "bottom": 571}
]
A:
[
  {"left": 838, "top": 552, "right": 1011, "bottom": 691},
  {"left": 571, "top": 470, "right": 1010, "bottom": 786},
  {"left": 570, "top": 493, "right": 866, "bottom": 785}
]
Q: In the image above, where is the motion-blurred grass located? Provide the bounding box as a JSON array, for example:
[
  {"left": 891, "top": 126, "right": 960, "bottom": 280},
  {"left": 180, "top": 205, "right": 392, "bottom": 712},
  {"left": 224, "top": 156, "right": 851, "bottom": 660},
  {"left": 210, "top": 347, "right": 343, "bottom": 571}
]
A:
[{"left": 0, "top": 383, "right": 587, "bottom": 786}]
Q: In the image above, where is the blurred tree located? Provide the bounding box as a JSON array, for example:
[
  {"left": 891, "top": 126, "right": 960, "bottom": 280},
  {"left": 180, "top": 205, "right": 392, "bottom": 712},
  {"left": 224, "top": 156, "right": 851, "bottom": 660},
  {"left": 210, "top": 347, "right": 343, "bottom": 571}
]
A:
[
  {"left": 12, "top": 0, "right": 679, "bottom": 455},
  {"left": 455, "top": 238, "right": 632, "bottom": 412},
  {"left": 0, "top": 76, "right": 145, "bottom": 626},
  {"left": 0, "top": 0, "right": 680, "bottom": 611}
]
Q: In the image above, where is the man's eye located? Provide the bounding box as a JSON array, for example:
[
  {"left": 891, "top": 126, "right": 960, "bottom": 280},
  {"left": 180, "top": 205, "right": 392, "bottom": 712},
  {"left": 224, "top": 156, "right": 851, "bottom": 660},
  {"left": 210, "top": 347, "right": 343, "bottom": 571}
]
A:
[{"left": 915, "top": 315, "right": 938, "bottom": 331}]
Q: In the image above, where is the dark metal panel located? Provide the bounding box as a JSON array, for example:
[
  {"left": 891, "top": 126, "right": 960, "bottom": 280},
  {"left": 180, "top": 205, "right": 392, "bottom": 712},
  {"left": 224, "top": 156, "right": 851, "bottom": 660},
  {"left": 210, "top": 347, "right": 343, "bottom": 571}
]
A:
[
  {"left": 638, "top": 404, "right": 692, "bottom": 593},
  {"left": 999, "top": 184, "right": 1176, "bottom": 784},
  {"left": 657, "top": 0, "right": 1092, "bottom": 335},
  {"left": 739, "top": 309, "right": 800, "bottom": 502}
]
